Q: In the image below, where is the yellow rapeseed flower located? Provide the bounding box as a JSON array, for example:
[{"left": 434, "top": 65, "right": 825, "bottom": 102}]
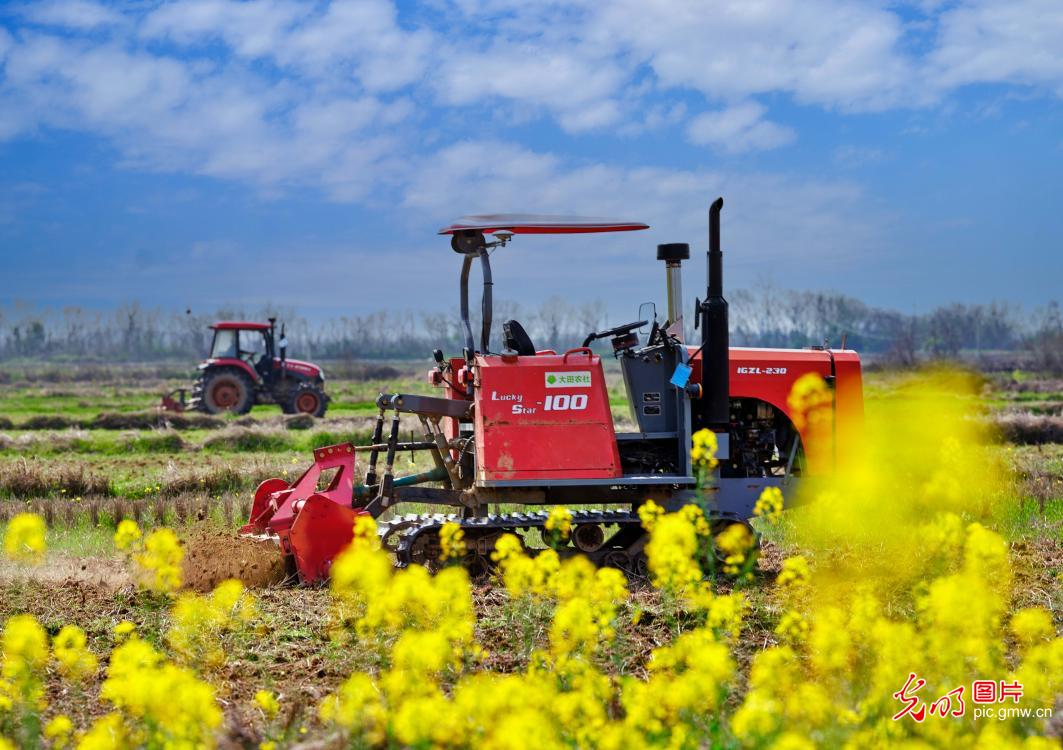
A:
[
  {"left": 1010, "top": 607, "right": 1054, "bottom": 649},
  {"left": 1, "top": 614, "right": 48, "bottom": 707},
  {"left": 637, "top": 499, "right": 665, "bottom": 533},
  {"left": 439, "top": 522, "right": 466, "bottom": 562},
  {"left": 113, "top": 519, "right": 142, "bottom": 552},
  {"left": 76, "top": 713, "right": 129, "bottom": 750},
  {"left": 43, "top": 715, "right": 74, "bottom": 748},
  {"left": 706, "top": 592, "right": 748, "bottom": 642},
  {"left": 691, "top": 428, "right": 719, "bottom": 470},
  {"left": 167, "top": 579, "right": 257, "bottom": 668},
  {"left": 3, "top": 512, "right": 47, "bottom": 565},
  {"left": 753, "top": 486, "right": 784, "bottom": 524},
  {"left": 134, "top": 528, "right": 183, "bottom": 594},
  {"left": 777, "top": 556, "right": 811, "bottom": 589},
  {"left": 786, "top": 372, "right": 832, "bottom": 434},
  {"left": 715, "top": 523, "right": 754, "bottom": 576},
  {"left": 544, "top": 507, "right": 573, "bottom": 539},
  {"left": 97, "top": 637, "right": 222, "bottom": 747},
  {"left": 775, "top": 610, "right": 809, "bottom": 643},
  {"left": 254, "top": 689, "right": 280, "bottom": 719},
  {"left": 351, "top": 515, "right": 380, "bottom": 551},
  {"left": 53, "top": 625, "right": 97, "bottom": 682},
  {"left": 645, "top": 511, "right": 704, "bottom": 595}
]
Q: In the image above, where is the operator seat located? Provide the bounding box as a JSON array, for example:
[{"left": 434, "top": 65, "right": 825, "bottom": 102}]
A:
[{"left": 502, "top": 320, "right": 536, "bottom": 356}]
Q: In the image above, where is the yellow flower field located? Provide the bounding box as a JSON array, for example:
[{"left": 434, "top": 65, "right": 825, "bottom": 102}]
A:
[{"left": 0, "top": 369, "right": 1059, "bottom": 749}]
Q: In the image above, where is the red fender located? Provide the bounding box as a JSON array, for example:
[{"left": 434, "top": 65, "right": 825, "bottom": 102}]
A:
[{"left": 206, "top": 358, "right": 260, "bottom": 382}]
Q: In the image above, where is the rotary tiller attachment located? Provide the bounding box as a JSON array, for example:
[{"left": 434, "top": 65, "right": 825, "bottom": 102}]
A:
[
  {"left": 159, "top": 388, "right": 187, "bottom": 413},
  {"left": 240, "top": 442, "right": 369, "bottom": 584}
]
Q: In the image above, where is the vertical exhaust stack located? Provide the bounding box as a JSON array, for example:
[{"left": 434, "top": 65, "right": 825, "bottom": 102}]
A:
[
  {"left": 657, "top": 242, "right": 690, "bottom": 341},
  {"left": 701, "top": 197, "right": 729, "bottom": 428}
]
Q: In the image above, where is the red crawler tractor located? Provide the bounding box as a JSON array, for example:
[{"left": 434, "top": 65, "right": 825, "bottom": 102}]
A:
[
  {"left": 162, "top": 319, "right": 329, "bottom": 417},
  {"left": 240, "top": 200, "right": 863, "bottom": 582}
]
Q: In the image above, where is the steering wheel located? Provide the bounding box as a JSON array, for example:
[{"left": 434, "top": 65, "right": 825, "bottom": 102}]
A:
[{"left": 582, "top": 320, "right": 648, "bottom": 348}]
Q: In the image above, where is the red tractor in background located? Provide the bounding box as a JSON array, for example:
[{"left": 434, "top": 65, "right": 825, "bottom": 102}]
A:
[
  {"left": 162, "top": 319, "right": 329, "bottom": 417},
  {"left": 240, "top": 199, "right": 864, "bottom": 583}
]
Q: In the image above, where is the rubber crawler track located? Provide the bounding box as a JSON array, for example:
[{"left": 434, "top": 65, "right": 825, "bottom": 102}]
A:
[{"left": 378, "top": 508, "right": 651, "bottom": 574}]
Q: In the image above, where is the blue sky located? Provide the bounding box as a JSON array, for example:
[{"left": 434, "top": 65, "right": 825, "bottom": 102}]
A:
[{"left": 0, "top": 0, "right": 1061, "bottom": 320}]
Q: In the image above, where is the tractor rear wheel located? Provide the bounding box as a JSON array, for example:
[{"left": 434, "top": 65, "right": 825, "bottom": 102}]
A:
[
  {"left": 288, "top": 383, "right": 328, "bottom": 418},
  {"left": 199, "top": 369, "right": 255, "bottom": 415}
]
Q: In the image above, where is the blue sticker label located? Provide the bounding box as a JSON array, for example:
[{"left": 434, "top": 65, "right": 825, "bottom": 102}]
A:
[{"left": 670, "top": 363, "right": 692, "bottom": 388}]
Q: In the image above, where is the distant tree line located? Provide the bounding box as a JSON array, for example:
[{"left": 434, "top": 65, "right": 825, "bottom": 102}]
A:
[{"left": 0, "top": 292, "right": 1060, "bottom": 372}]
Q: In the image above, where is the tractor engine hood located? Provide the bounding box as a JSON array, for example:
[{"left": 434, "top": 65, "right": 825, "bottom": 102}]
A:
[{"left": 277, "top": 358, "right": 322, "bottom": 379}]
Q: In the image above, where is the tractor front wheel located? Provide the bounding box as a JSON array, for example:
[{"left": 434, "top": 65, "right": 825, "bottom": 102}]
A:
[
  {"left": 288, "top": 383, "right": 328, "bottom": 418},
  {"left": 199, "top": 369, "right": 255, "bottom": 415}
]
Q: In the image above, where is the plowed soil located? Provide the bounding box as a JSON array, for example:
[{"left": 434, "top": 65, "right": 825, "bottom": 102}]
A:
[{"left": 181, "top": 529, "right": 289, "bottom": 591}]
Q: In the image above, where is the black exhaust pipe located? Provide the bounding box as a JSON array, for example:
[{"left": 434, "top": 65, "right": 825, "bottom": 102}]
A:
[{"left": 700, "top": 197, "right": 729, "bottom": 428}]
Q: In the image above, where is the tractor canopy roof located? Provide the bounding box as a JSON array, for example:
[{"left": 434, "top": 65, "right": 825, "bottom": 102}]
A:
[
  {"left": 438, "top": 214, "right": 649, "bottom": 235},
  {"left": 211, "top": 321, "right": 272, "bottom": 331}
]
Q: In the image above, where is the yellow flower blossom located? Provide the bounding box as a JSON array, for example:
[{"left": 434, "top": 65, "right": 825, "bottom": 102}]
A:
[
  {"left": 644, "top": 510, "right": 706, "bottom": 597},
  {"left": 1010, "top": 608, "right": 1054, "bottom": 649},
  {"left": 691, "top": 428, "right": 719, "bottom": 470},
  {"left": 254, "top": 689, "right": 280, "bottom": 719},
  {"left": 53, "top": 625, "right": 97, "bottom": 682},
  {"left": 439, "top": 521, "right": 466, "bottom": 562},
  {"left": 544, "top": 507, "right": 573, "bottom": 539},
  {"left": 112, "top": 519, "right": 141, "bottom": 552},
  {"left": 44, "top": 715, "right": 74, "bottom": 748},
  {"left": 167, "top": 579, "right": 257, "bottom": 668},
  {"left": 715, "top": 522, "right": 755, "bottom": 576},
  {"left": 96, "top": 637, "right": 222, "bottom": 747},
  {"left": 134, "top": 528, "right": 183, "bottom": 594},
  {"left": 1, "top": 614, "right": 49, "bottom": 707},
  {"left": 753, "top": 486, "right": 784, "bottom": 524},
  {"left": 775, "top": 610, "right": 809, "bottom": 643},
  {"left": 637, "top": 499, "right": 665, "bottom": 533},
  {"left": 777, "top": 555, "right": 811, "bottom": 589},
  {"left": 3, "top": 512, "right": 47, "bottom": 565},
  {"left": 786, "top": 372, "right": 832, "bottom": 434}
]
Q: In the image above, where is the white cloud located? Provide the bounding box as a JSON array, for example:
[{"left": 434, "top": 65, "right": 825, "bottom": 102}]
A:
[
  {"left": 686, "top": 101, "right": 796, "bottom": 153},
  {"left": 139, "top": 0, "right": 303, "bottom": 58},
  {"left": 0, "top": 30, "right": 411, "bottom": 200},
  {"left": 141, "top": 0, "right": 431, "bottom": 91},
  {"left": 930, "top": 0, "right": 1063, "bottom": 97},
  {"left": 434, "top": 43, "right": 626, "bottom": 132},
  {"left": 0, "top": 0, "right": 1061, "bottom": 210},
  {"left": 20, "top": 0, "right": 125, "bottom": 30},
  {"left": 591, "top": 0, "right": 916, "bottom": 111}
]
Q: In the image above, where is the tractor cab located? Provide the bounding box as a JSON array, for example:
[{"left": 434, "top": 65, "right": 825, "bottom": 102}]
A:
[
  {"left": 436, "top": 216, "right": 689, "bottom": 484},
  {"left": 206, "top": 321, "right": 276, "bottom": 380}
]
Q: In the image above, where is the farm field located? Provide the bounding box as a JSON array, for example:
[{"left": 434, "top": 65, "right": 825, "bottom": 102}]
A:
[{"left": 0, "top": 361, "right": 1060, "bottom": 748}]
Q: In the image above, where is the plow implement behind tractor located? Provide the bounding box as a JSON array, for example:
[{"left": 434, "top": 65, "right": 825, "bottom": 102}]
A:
[{"left": 237, "top": 199, "right": 863, "bottom": 583}]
